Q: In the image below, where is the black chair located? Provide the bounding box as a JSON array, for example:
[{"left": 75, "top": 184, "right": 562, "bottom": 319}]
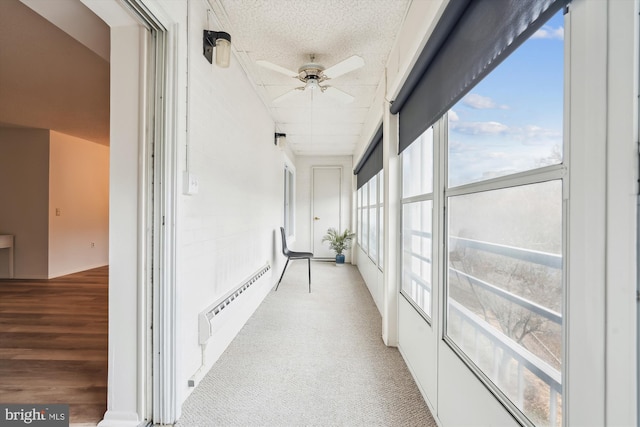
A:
[{"left": 275, "top": 227, "right": 313, "bottom": 292}]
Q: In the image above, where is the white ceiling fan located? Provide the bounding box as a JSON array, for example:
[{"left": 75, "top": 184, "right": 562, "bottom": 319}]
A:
[{"left": 256, "top": 54, "right": 364, "bottom": 104}]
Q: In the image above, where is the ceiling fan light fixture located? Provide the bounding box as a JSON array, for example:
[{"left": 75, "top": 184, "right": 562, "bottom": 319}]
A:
[
  {"left": 306, "top": 78, "right": 320, "bottom": 90},
  {"left": 256, "top": 54, "right": 364, "bottom": 103}
]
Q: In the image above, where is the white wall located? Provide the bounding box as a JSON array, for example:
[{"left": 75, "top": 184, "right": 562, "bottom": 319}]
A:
[
  {"left": 85, "top": 0, "right": 291, "bottom": 423},
  {"left": 355, "top": 245, "right": 383, "bottom": 313},
  {"left": 604, "top": 0, "right": 639, "bottom": 422},
  {"left": 294, "top": 155, "right": 354, "bottom": 259},
  {"left": 175, "top": 0, "right": 286, "bottom": 410},
  {"left": 49, "top": 131, "right": 109, "bottom": 278},
  {"left": 0, "top": 129, "right": 109, "bottom": 279},
  {"left": 0, "top": 128, "right": 50, "bottom": 279}
]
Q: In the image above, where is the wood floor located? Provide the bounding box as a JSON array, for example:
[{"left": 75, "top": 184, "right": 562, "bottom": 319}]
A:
[{"left": 0, "top": 266, "right": 108, "bottom": 426}]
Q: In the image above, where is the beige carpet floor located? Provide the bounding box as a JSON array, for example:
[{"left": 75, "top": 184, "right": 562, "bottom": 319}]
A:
[{"left": 176, "top": 261, "right": 436, "bottom": 427}]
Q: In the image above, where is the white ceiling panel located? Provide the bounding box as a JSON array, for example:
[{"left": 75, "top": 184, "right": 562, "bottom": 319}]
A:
[
  {"left": 282, "top": 122, "right": 363, "bottom": 136},
  {"left": 288, "top": 142, "right": 358, "bottom": 156},
  {"left": 215, "top": 0, "right": 411, "bottom": 156}
]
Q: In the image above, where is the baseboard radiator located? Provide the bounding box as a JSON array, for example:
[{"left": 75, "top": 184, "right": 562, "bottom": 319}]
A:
[{"left": 198, "top": 263, "right": 271, "bottom": 345}]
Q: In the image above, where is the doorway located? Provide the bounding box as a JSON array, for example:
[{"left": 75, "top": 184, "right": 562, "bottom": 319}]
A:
[
  {"left": 0, "top": 1, "right": 110, "bottom": 424},
  {"left": 311, "top": 166, "right": 343, "bottom": 258}
]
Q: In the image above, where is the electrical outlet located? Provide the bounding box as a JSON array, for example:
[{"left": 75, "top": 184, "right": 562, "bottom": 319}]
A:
[
  {"left": 55, "top": 208, "right": 61, "bottom": 216},
  {"left": 90, "top": 242, "right": 95, "bottom": 248}
]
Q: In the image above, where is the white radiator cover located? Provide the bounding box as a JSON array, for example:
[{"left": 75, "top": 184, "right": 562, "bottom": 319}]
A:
[{"left": 198, "top": 263, "right": 271, "bottom": 345}]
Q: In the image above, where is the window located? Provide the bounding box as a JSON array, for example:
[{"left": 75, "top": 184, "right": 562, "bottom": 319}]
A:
[
  {"left": 283, "top": 165, "right": 295, "bottom": 236},
  {"left": 368, "top": 174, "right": 378, "bottom": 262},
  {"left": 444, "top": 10, "right": 564, "bottom": 426},
  {"left": 357, "top": 186, "right": 363, "bottom": 245},
  {"left": 401, "top": 127, "right": 434, "bottom": 319},
  {"left": 361, "top": 181, "right": 369, "bottom": 253},
  {"left": 377, "top": 170, "right": 384, "bottom": 267},
  {"left": 356, "top": 170, "right": 384, "bottom": 270}
]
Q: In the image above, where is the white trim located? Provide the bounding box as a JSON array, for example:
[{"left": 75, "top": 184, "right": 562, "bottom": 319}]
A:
[
  {"left": 98, "top": 22, "right": 146, "bottom": 427},
  {"left": 85, "top": 0, "right": 178, "bottom": 425},
  {"left": 97, "top": 411, "right": 141, "bottom": 427},
  {"left": 284, "top": 154, "right": 297, "bottom": 237},
  {"left": 605, "top": 0, "right": 639, "bottom": 424},
  {"left": 566, "top": 1, "right": 607, "bottom": 424},
  {"left": 284, "top": 163, "right": 296, "bottom": 239},
  {"left": 122, "top": 0, "right": 180, "bottom": 423},
  {"left": 444, "top": 164, "right": 566, "bottom": 198},
  {"left": 137, "top": 23, "right": 153, "bottom": 425},
  {"left": 382, "top": 103, "right": 400, "bottom": 346},
  {"left": 561, "top": 7, "right": 571, "bottom": 425}
]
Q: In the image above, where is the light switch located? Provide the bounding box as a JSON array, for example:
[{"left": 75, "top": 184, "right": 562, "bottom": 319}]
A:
[{"left": 183, "top": 172, "right": 199, "bottom": 195}]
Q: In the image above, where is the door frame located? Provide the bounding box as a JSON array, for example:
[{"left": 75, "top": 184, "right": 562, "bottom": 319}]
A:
[
  {"left": 123, "top": 1, "right": 178, "bottom": 423},
  {"left": 83, "top": 0, "right": 177, "bottom": 425},
  {"left": 310, "top": 165, "right": 343, "bottom": 258}
]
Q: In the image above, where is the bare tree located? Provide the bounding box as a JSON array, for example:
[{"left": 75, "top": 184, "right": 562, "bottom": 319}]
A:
[{"left": 449, "top": 245, "right": 561, "bottom": 382}]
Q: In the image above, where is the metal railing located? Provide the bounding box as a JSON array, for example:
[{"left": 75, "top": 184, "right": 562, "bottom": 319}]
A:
[
  {"left": 450, "top": 236, "right": 562, "bottom": 269},
  {"left": 449, "top": 300, "right": 561, "bottom": 426},
  {"left": 402, "top": 228, "right": 433, "bottom": 314},
  {"left": 449, "top": 268, "right": 562, "bottom": 325},
  {"left": 448, "top": 235, "right": 562, "bottom": 426},
  {"left": 403, "top": 270, "right": 431, "bottom": 313},
  {"left": 402, "top": 229, "right": 563, "bottom": 425}
]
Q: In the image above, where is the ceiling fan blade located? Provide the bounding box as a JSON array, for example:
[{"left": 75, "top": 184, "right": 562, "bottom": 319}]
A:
[
  {"left": 256, "top": 60, "right": 299, "bottom": 78},
  {"left": 323, "top": 55, "right": 365, "bottom": 79},
  {"left": 322, "top": 86, "right": 355, "bottom": 104},
  {"left": 272, "top": 87, "right": 304, "bottom": 104}
]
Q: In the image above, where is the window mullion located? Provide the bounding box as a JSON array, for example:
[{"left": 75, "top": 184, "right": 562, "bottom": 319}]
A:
[{"left": 434, "top": 115, "right": 446, "bottom": 338}]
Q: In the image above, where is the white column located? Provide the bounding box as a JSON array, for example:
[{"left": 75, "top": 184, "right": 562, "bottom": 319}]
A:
[
  {"left": 382, "top": 102, "right": 401, "bottom": 346},
  {"left": 605, "top": 0, "right": 638, "bottom": 425},
  {"left": 79, "top": 2, "right": 150, "bottom": 422},
  {"left": 566, "top": 1, "right": 607, "bottom": 425},
  {"left": 99, "top": 23, "right": 145, "bottom": 427}
]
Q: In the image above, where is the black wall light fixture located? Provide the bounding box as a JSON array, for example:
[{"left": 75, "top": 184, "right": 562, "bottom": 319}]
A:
[
  {"left": 203, "top": 30, "right": 231, "bottom": 68},
  {"left": 275, "top": 133, "right": 287, "bottom": 146}
]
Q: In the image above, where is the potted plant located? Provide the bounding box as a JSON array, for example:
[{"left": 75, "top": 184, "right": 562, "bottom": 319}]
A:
[{"left": 322, "top": 228, "right": 356, "bottom": 264}]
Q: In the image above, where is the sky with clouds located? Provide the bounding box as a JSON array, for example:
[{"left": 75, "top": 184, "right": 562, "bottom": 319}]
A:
[{"left": 448, "top": 11, "right": 564, "bottom": 187}]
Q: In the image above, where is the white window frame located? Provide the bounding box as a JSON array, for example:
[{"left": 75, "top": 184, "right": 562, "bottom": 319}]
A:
[
  {"left": 284, "top": 163, "right": 295, "bottom": 238},
  {"left": 376, "top": 169, "right": 384, "bottom": 271},
  {"left": 357, "top": 186, "right": 363, "bottom": 245},
  {"left": 361, "top": 181, "right": 369, "bottom": 254},
  {"left": 368, "top": 173, "right": 378, "bottom": 264},
  {"left": 437, "top": 15, "right": 568, "bottom": 426},
  {"left": 357, "top": 171, "right": 385, "bottom": 271},
  {"left": 395, "top": 2, "right": 638, "bottom": 427},
  {"left": 400, "top": 127, "right": 436, "bottom": 322}
]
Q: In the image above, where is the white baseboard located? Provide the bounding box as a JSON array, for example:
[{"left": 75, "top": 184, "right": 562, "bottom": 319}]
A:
[{"left": 96, "top": 410, "right": 140, "bottom": 427}]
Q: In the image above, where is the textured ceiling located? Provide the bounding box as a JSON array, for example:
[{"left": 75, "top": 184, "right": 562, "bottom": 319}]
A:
[
  {"left": 2, "top": 0, "right": 411, "bottom": 155},
  {"left": 215, "top": 0, "right": 411, "bottom": 156}
]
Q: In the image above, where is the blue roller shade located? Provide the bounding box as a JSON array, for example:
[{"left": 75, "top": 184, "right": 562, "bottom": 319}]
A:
[
  {"left": 354, "top": 125, "right": 383, "bottom": 189},
  {"left": 392, "top": 0, "right": 569, "bottom": 153}
]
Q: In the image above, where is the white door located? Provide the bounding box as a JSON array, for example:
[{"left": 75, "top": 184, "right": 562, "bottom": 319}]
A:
[{"left": 312, "top": 167, "right": 342, "bottom": 258}]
